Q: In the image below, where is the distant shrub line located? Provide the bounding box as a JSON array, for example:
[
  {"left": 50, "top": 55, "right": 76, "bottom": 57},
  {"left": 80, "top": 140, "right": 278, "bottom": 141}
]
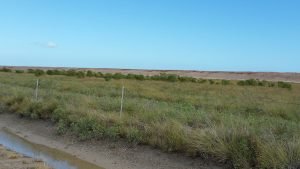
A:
[
  {"left": 237, "top": 79, "right": 292, "bottom": 89},
  {"left": 0, "top": 67, "right": 292, "bottom": 89}
]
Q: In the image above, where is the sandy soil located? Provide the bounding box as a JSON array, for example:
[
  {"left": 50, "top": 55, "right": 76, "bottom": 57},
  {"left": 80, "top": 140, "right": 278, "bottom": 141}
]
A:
[
  {"left": 0, "top": 113, "right": 222, "bottom": 169},
  {"left": 0, "top": 144, "right": 51, "bottom": 169},
  {"left": 3, "top": 66, "right": 300, "bottom": 83}
]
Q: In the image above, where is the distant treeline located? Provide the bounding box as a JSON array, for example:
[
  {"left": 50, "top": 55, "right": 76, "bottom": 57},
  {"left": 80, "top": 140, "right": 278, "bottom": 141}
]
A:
[{"left": 0, "top": 67, "right": 292, "bottom": 89}]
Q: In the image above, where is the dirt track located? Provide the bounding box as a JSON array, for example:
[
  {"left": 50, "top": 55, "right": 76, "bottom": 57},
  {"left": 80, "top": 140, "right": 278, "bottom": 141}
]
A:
[{"left": 0, "top": 113, "right": 222, "bottom": 169}]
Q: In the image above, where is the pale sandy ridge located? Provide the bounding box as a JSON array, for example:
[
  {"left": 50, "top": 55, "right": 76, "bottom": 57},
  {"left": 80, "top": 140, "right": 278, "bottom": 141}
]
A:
[
  {"left": 0, "top": 113, "right": 222, "bottom": 169},
  {"left": 2, "top": 66, "right": 300, "bottom": 83}
]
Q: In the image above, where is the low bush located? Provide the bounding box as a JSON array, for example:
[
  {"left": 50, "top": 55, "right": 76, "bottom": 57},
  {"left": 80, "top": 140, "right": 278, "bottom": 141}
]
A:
[
  {"left": 0, "top": 67, "right": 12, "bottom": 72},
  {"left": 76, "top": 71, "right": 85, "bottom": 78},
  {"left": 70, "top": 116, "right": 105, "bottom": 140},
  {"left": 134, "top": 74, "right": 145, "bottom": 80},
  {"left": 66, "top": 69, "right": 77, "bottom": 76},
  {"left": 86, "top": 70, "right": 94, "bottom": 77},
  {"left": 245, "top": 79, "right": 258, "bottom": 86},
  {"left": 104, "top": 73, "right": 113, "bottom": 81},
  {"left": 95, "top": 72, "right": 104, "bottom": 77},
  {"left": 126, "top": 73, "right": 136, "bottom": 79},
  {"left": 268, "top": 82, "right": 276, "bottom": 87},
  {"left": 46, "top": 70, "right": 54, "bottom": 75},
  {"left": 15, "top": 70, "right": 24, "bottom": 73},
  {"left": 34, "top": 70, "right": 45, "bottom": 76},
  {"left": 221, "top": 80, "right": 230, "bottom": 85},
  {"left": 209, "top": 79, "right": 215, "bottom": 84},
  {"left": 112, "top": 73, "right": 126, "bottom": 79},
  {"left": 278, "top": 81, "right": 292, "bottom": 89},
  {"left": 27, "top": 69, "right": 45, "bottom": 76},
  {"left": 198, "top": 79, "right": 207, "bottom": 84}
]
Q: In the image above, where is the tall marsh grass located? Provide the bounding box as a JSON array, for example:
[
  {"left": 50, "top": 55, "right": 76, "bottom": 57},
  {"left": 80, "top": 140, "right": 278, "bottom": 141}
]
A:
[{"left": 0, "top": 72, "right": 299, "bottom": 168}]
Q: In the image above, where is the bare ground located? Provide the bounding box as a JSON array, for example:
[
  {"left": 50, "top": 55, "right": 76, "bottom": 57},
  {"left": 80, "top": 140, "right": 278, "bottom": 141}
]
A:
[
  {"left": 2, "top": 66, "right": 300, "bottom": 83},
  {"left": 0, "top": 113, "right": 223, "bottom": 169}
]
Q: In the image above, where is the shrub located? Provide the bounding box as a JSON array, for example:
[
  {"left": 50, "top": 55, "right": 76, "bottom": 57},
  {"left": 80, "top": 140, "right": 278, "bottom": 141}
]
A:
[
  {"left": 150, "top": 75, "right": 161, "bottom": 81},
  {"left": 258, "top": 80, "right": 268, "bottom": 87},
  {"left": 0, "top": 67, "right": 12, "bottom": 72},
  {"left": 237, "top": 81, "right": 246, "bottom": 86},
  {"left": 245, "top": 79, "right": 258, "bottom": 86},
  {"left": 104, "top": 126, "right": 120, "bottom": 140},
  {"left": 178, "top": 76, "right": 196, "bottom": 82},
  {"left": 209, "top": 80, "right": 215, "bottom": 84},
  {"left": 167, "top": 74, "right": 178, "bottom": 82},
  {"left": 221, "top": 80, "right": 230, "bottom": 85},
  {"left": 26, "top": 69, "right": 45, "bottom": 76},
  {"left": 113, "top": 73, "right": 125, "bottom": 79},
  {"left": 15, "top": 70, "right": 24, "bottom": 73},
  {"left": 70, "top": 117, "right": 105, "bottom": 140},
  {"left": 53, "top": 69, "right": 65, "bottom": 75},
  {"left": 46, "top": 70, "right": 54, "bottom": 75},
  {"left": 34, "top": 69, "right": 45, "bottom": 76},
  {"left": 56, "top": 119, "right": 69, "bottom": 135},
  {"left": 27, "top": 69, "right": 35, "bottom": 73},
  {"left": 66, "top": 69, "right": 77, "bottom": 76},
  {"left": 76, "top": 71, "right": 85, "bottom": 78},
  {"left": 135, "top": 74, "right": 145, "bottom": 80},
  {"left": 124, "top": 127, "right": 143, "bottom": 144},
  {"left": 278, "top": 81, "right": 292, "bottom": 90},
  {"left": 95, "top": 72, "right": 103, "bottom": 77},
  {"left": 268, "top": 82, "right": 276, "bottom": 87},
  {"left": 104, "top": 73, "right": 113, "bottom": 81},
  {"left": 45, "top": 69, "right": 65, "bottom": 75},
  {"left": 238, "top": 79, "right": 259, "bottom": 86},
  {"left": 86, "top": 70, "right": 94, "bottom": 77},
  {"left": 126, "top": 73, "right": 136, "bottom": 79},
  {"left": 198, "top": 79, "right": 207, "bottom": 84}
]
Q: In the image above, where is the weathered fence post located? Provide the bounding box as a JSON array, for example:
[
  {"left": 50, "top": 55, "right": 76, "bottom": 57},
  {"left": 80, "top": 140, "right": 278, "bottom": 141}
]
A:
[
  {"left": 120, "top": 85, "right": 124, "bottom": 117},
  {"left": 35, "top": 79, "right": 39, "bottom": 101}
]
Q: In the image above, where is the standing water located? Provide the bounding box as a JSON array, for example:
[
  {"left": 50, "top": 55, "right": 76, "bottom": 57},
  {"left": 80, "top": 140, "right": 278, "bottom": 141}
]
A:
[{"left": 0, "top": 129, "right": 104, "bottom": 169}]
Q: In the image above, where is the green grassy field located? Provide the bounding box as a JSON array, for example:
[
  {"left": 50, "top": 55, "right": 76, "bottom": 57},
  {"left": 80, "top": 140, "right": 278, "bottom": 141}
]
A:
[{"left": 0, "top": 71, "right": 299, "bottom": 168}]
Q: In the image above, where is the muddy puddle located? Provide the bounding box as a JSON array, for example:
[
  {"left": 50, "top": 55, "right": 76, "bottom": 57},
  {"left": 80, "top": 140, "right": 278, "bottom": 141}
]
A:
[{"left": 0, "top": 128, "right": 104, "bottom": 169}]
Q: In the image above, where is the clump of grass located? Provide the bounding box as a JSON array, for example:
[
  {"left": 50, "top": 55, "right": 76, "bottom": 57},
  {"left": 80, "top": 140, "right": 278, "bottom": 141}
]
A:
[
  {"left": 27, "top": 69, "right": 45, "bottom": 76},
  {"left": 144, "top": 120, "right": 187, "bottom": 152},
  {"left": 70, "top": 116, "right": 105, "bottom": 140}
]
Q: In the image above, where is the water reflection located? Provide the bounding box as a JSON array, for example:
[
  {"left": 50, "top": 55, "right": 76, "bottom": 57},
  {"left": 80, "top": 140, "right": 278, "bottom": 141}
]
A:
[{"left": 0, "top": 129, "right": 104, "bottom": 169}]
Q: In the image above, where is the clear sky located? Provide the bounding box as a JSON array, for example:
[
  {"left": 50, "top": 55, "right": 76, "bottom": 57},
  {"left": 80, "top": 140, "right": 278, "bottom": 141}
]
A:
[{"left": 0, "top": 0, "right": 299, "bottom": 72}]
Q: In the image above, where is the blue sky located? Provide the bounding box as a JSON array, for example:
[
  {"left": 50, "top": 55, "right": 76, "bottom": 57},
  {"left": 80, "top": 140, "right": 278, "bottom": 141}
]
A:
[{"left": 0, "top": 0, "right": 299, "bottom": 72}]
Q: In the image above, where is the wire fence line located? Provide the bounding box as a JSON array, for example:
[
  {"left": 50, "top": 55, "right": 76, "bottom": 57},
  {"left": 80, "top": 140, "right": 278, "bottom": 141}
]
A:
[{"left": 0, "top": 80, "right": 299, "bottom": 107}]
